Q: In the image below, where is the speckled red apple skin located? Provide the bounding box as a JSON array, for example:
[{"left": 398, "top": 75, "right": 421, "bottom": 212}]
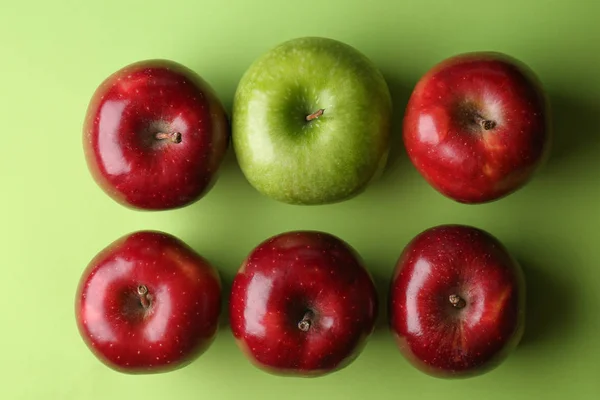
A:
[
  {"left": 403, "top": 52, "right": 551, "bottom": 204},
  {"left": 230, "top": 231, "right": 378, "bottom": 376},
  {"left": 83, "top": 59, "right": 229, "bottom": 211},
  {"left": 75, "top": 231, "right": 222, "bottom": 374},
  {"left": 389, "top": 225, "right": 525, "bottom": 378}
]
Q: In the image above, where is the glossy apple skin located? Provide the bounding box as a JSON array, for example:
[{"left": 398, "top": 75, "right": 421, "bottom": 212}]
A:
[
  {"left": 230, "top": 231, "right": 378, "bottom": 376},
  {"left": 233, "top": 37, "right": 392, "bottom": 205},
  {"left": 75, "top": 231, "right": 222, "bottom": 374},
  {"left": 389, "top": 225, "right": 525, "bottom": 378},
  {"left": 83, "top": 59, "right": 229, "bottom": 211},
  {"left": 403, "top": 52, "right": 551, "bottom": 203}
]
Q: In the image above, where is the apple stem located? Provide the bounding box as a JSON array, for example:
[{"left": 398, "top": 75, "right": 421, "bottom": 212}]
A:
[
  {"left": 305, "top": 109, "right": 325, "bottom": 122},
  {"left": 297, "top": 311, "right": 314, "bottom": 332},
  {"left": 155, "top": 132, "right": 182, "bottom": 143},
  {"left": 474, "top": 115, "right": 496, "bottom": 131},
  {"left": 137, "top": 285, "right": 151, "bottom": 309},
  {"left": 449, "top": 294, "right": 466, "bottom": 309}
]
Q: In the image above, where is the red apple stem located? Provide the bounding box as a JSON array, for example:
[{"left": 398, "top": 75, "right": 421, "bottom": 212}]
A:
[
  {"left": 297, "top": 311, "right": 314, "bottom": 332},
  {"left": 137, "top": 285, "right": 151, "bottom": 309},
  {"left": 474, "top": 115, "right": 496, "bottom": 130},
  {"left": 449, "top": 294, "right": 466, "bottom": 309},
  {"left": 155, "top": 132, "right": 182, "bottom": 143},
  {"left": 305, "top": 109, "right": 325, "bottom": 121}
]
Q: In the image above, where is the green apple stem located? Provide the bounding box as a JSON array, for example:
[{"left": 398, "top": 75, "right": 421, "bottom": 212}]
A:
[
  {"left": 137, "top": 285, "right": 151, "bottom": 309},
  {"left": 155, "top": 132, "right": 182, "bottom": 143},
  {"left": 305, "top": 109, "right": 325, "bottom": 122},
  {"left": 449, "top": 294, "right": 466, "bottom": 309},
  {"left": 297, "top": 310, "right": 314, "bottom": 332},
  {"left": 474, "top": 115, "right": 496, "bottom": 131}
]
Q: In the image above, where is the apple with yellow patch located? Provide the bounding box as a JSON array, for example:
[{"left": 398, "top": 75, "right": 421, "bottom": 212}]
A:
[
  {"left": 389, "top": 225, "right": 525, "bottom": 378},
  {"left": 403, "top": 52, "right": 551, "bottom": 203}
]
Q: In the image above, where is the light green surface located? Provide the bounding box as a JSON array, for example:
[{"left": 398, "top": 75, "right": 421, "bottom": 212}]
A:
[{"left": 1, "top": 0, "right": 598, "bottom": 399}]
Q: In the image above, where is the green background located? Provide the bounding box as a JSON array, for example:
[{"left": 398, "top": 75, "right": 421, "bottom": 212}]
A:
[{"left": 1, "top": 0, "right": 598, "bottom": 398}]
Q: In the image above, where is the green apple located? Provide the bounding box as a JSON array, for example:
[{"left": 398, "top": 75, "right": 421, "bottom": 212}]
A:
[{"left": 232, "top": 37, "right": 392, "bottom": 205}]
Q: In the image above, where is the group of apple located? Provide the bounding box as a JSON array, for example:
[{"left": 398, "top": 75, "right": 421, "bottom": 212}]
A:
[{"left": 75, "top": 37, "right": 550, "bottom": 379}]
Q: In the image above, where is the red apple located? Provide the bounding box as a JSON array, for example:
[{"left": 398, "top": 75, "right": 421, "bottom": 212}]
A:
[
  {"left": 75, "top": 231, "right": 222, "bottom": 374},
  {"left": 230, "top": 231, "right": 378, "bottom": 376},
  {"left": 389, "top": 225, "right": 525, "bottom": 378},
  {"left": 403, "top": 52, "right": 551, "bottom": 203},
  {"left": 83, "top": 59, "right": 229, "bottom": 210}
]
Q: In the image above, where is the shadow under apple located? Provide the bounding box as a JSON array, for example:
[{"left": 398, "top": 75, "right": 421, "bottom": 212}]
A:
[
  {"left": 214, "top": 144, "right": 256, "bottom": 195},
  {"left": 372, "top": 74, "right": 415, "bottom": 187},
  {"left": 216, "top": 268, "right": 236, "bottom": 330},
  {"left": 516, "top": 256, "right": 580, "bottom": 349},
  {"left": 363, "top": 258, "right": 395, "bottom": 336},
  {"left": 542, "top": 91, "right": 600, "bottom": 171}
]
